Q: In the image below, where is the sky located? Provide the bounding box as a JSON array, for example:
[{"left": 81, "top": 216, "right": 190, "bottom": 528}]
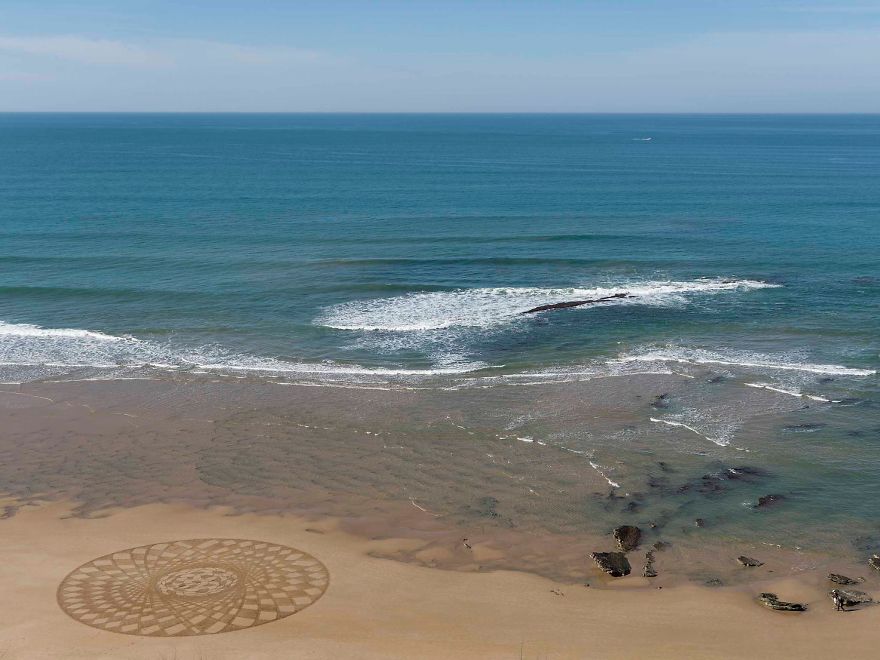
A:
[{"left": 0, "top": 0, "right": 879, "bottom": 112}]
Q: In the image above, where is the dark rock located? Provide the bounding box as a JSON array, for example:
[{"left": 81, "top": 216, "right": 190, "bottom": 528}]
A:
[
  {"left": 737, "top": 556, "right": 764, "bottom": 567},
  {"left": 522, "top": 292, "right": 632, "bottom": 315},
  {"left": 828, "top": 573, "right": 860, "bottom": 585},
  {"left": 830, "top": 588, "right": 872, "bottom": 607},
  {"left": 870, "top": 555, "right": 880, "bottom": 572},
  {"left": 694, "top": 518, "right": 706, "bottom": 528},
  {"left": 651, "top": 393, "right": 670, "bottom": 410},
  {"left": 653, "top": 541, "right": 670, "bottom": 551},
  {"left": 472, "top": 496, "right": 500, "bottom": 518},
  {"left": 643, "top": 550, "right": 658, "bottom": 578},
  {"left": 759, "top": 593, "right": 807, "bottom": 612},
  {"left": 755, "top": 494, "right": 786, "bottom": 509},
  {"left": 705, "top": 578, "right": 723, "bottom": 587},
  {"left": 707, "top": 375, "right": 725, "bottom": 384},
  {"left": 726, "top": 466, "right": 769, "bottom": 480},
  {"left": 657, "top": 461, "right": 673, "bottom": 473},
  {"left": 613, "top": 525, "right": 642, "bottom": 551},
  {"left": 590, "top": 552, "right": 632, "bottom": 577},
  {"left": 783, "top": 423, "right": 825, "bottom": 433}
]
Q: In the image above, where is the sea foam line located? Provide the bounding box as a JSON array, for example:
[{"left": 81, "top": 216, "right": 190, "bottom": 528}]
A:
[
  {"left": 620, "top": 347, "right": 875, "bottom": 377},
  {"left": 649, "top": 417, "right": 726, "bottom": 446},
  {"left": 744, "top": 382, "right": 834, "bottom": 403}
]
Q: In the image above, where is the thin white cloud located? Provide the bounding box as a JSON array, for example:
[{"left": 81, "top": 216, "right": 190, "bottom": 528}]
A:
[{"left": 0, "top": 35, "right": 171, "bottom": 67}]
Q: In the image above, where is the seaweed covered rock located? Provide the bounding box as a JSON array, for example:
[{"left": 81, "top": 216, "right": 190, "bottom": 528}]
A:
[
  {"left": 828, "top": 573, "right": 860, "bottom": 585},
  {"left": 613, "top": 525, "right": 642, "bottom": 552},
  {"left": 590, "top": 552, "right": 632, "bottom": 577},
  {"left": 737, "top": 556, "right": 764, "bottom": 567},
  {"left": 759, "top": 593, "right": 807, "bottom": 612}
]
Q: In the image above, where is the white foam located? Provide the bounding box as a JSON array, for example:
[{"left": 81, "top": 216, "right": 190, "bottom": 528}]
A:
[
  {"left": 0, "top": 321, "right": 123, "bottom": 341},
  {"left": 0, "top": 319, "right": 490, "bottom": 384},
  {"left": 588, "top": 461, "right": 621, "bottom": 489},
  {"left": 744, "top": 382, "right": 832, "bottom": 403},
  {"left": 650, "top": 417, "right": 726, "bottom": 446},
  {"left": 619, "top": 346, "right": 875, "bottom": 377},
  {"left": 316, "top": 278, "right": 779, "bottom": 332}
]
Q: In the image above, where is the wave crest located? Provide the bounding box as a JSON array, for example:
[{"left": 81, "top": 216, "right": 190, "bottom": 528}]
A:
[{"left": 315, "top": 278, "right": 780, "bottom": 332}]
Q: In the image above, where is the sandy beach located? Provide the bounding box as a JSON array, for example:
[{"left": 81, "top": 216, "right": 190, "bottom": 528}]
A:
[{"left": 0, "top": 500, "right": 878, "bottom": 659}]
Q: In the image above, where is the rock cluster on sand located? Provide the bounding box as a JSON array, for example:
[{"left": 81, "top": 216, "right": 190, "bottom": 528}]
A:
[
  {"left": 737, "top": 556, "right": 764, "bottom": 567},
  {"left": 759, "top": 593, "right": 807, "bottom": 612},
  {"left": 642, "top": 550, "right": 657, "bottom": 578},
  {"left": 590, "top": 552, "right": 632, "bottom": 577},
  {"left": 870, "top": 555, "right": 880, "bottom": 572},
  {"left": 612, "top": 525, "right": 641, "bottom": 552},
  {"left": 830, "top": 588, "right": 872, "bottom": 608}
]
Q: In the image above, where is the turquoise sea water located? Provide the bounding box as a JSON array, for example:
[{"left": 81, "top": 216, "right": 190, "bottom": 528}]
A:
[
  {"left": 1, "top": 113, "right": 877, "bottom": 381},
  {"left": 1, "top": 113, "right": 879, "bottom": 560}
]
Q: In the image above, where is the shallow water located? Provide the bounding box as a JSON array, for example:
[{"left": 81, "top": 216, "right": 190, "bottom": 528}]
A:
[{"left": 0, "top": 113, "right": 878, "bottom": 571}]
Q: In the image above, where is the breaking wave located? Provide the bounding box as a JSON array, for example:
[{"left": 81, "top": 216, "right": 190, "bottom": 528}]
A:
[{"left": 315, "top": 278, "right": 780, "bottom": 332}]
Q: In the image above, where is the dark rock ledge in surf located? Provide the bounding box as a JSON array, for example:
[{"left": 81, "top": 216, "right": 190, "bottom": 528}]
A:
[{"left": 521, "top": 292, "right": 632, "bottom": 314}]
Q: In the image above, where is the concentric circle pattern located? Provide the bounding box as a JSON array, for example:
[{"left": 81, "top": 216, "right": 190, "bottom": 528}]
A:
[{"left": 57, "top": 539, "right": 329, "bottom": 636}]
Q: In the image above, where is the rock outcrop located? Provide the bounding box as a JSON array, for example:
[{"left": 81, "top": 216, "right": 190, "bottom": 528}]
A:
[
  {"left": 613, "top": 525, "right": 642, "bottom": 552},
  {"left": 590, "top": 552, "right": 631, "bottom": 577},
  {"left": 870, "top": 555, "right": 880, "bottom": 572},
  {"left": 643, "top": 550, "right": 657, "bottom": 578},
  {"left": 521, "top": 292, "right": 631, "bottom": 315},
  {"left": 737, "top": 556, "right": 764, "bottom": 567},
  {"left": 830, "top": 588, "right": 872, "bottom": 608},
  {"left": 828, "top": 573, "right": 860, "bottom": 585},
  {"left": 759, "top": 593, "right": 807, "bottom": 612}
]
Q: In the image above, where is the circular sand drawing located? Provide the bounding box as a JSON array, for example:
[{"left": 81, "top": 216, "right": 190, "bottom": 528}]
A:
[{"left": 57, "top": 539, "right": 329, "bottom": 636}]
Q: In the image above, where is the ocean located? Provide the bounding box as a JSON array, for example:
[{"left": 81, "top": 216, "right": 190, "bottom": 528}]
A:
[{"left": 1, "top": 113, "right": 878, "bottom": 567}]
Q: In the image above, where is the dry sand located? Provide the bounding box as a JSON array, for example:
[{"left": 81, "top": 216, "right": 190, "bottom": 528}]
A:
[{"left": 0, "top": 500, "right": 878, "bottom": 660}]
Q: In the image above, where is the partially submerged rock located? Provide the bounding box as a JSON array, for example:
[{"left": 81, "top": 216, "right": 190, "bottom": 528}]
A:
[
  {"left": 705, "top": 578, "right": 723, "bottom": 587},
  {"left": 737, "top": 556, "right": 764, "bottom": 567},
  {"left": 613, "top": 525, "right": 641, "bottom": 551},
  {"left": 694, "top": 518, "right": 706, "bottom": 528},
  {"left": 759, "top": 593, "right": 807, "bottom": 612},
  {"left": 830, "top": 588, "right": 872, "bottom": 607},
  {"left": 828, "top": 573, "right": 860, "bottom": 585},
  {"left": 870, "top": 555, "right": 880, "bottom": 572},
  {"left": 755, "top": 494, "right": 786, "bottom": 509},
  {"left": 643, "top": 550, "right": 658, "bottom": 578},
  {"left": 591, "top": 552, "right": 632, "bottom": 577}
]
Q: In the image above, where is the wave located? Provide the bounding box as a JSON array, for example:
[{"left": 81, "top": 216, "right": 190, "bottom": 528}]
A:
[
  {"left": 0, "top": 321, "right": 123, "bottom": 342},
  {"left": 316, "top": 278, "right": 779, "bottom": 332},
  {"left": 0, "top": 320, "right": 488, "bottom": 383},
  {"left": 618, "top": 346, "right": 875, "bottom": 377}
]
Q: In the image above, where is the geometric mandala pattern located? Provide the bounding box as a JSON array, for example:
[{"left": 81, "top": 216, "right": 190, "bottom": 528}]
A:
[{"left": 57, "top": 539, "right": 329, "bottom": 636}]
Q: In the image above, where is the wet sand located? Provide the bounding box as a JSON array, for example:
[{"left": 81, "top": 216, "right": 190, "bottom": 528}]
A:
[{"left": 1, "top": 377, "right": 879, "bottom": 656}]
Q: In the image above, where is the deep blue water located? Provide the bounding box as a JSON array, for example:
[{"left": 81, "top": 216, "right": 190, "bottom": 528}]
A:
[{"left": 0, "top": 113, "right": 877, "bottom": 385}]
